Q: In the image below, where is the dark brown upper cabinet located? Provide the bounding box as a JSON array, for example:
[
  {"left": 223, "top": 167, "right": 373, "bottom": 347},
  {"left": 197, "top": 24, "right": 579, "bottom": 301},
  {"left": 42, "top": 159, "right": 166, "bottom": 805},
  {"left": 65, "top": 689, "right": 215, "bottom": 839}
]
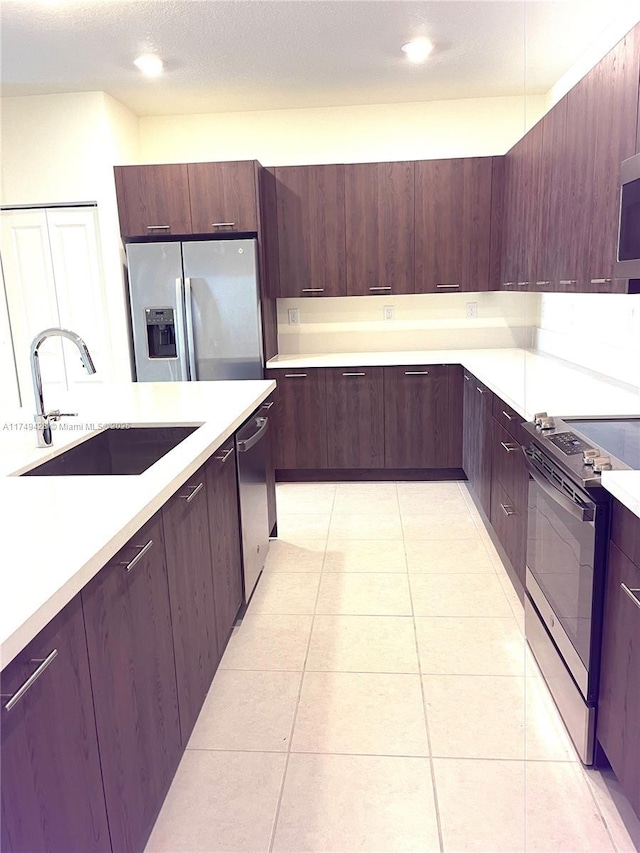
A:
[
  {"left": 114, "top": 164, "right": 192, "bottom": 238},
  {"left": 415, "top": 157, "right": 493, "bottom": 293},
  {"left": 187, "top": 161, "right": 259, "bottom": 234},
  {"left": 273, "top": 164, "right": 346, "bottom": 298},
  {"left": 344, "top": 161, "right": 415, "bottom": 296}
]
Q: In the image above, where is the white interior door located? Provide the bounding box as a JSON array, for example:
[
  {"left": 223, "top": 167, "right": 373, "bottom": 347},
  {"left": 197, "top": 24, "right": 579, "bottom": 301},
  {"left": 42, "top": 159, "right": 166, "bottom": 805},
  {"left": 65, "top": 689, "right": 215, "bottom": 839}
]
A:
[
  {"left": 46, "top": 207, "right": 109, "bottom": 386},
  {"left": 1, "top": 209, "right": 66, "bottom": 405}
]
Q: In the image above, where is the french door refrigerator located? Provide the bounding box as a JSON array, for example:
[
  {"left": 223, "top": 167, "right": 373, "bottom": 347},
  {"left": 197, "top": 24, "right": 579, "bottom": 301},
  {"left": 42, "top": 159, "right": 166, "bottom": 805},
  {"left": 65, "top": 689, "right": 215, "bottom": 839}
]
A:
[{"left": 126, "top": 239, "right": 263, "bottom": 381}]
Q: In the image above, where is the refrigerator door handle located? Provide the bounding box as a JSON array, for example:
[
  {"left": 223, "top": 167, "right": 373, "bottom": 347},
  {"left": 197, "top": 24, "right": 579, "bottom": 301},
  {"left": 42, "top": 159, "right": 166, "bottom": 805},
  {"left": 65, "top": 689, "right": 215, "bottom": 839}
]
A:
[
  {"left": 184, "top": 277, "right": 198, "bottom": 381},
  {"left": 174, "top": 277, "right": 189, "bottom": 381}
]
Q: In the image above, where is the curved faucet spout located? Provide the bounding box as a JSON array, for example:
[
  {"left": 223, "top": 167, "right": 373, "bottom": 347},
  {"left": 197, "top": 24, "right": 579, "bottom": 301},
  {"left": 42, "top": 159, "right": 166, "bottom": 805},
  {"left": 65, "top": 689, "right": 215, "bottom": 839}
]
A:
[{"left": 30, "top": 327, "right": 97, "bottom": 447}]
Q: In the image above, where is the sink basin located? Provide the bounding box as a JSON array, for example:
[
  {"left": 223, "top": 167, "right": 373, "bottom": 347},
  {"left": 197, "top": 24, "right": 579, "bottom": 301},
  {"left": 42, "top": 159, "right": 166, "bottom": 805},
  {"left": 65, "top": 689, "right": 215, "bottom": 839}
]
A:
[{"left": 20, "top": 426, "right": 199, "bottom": 476}]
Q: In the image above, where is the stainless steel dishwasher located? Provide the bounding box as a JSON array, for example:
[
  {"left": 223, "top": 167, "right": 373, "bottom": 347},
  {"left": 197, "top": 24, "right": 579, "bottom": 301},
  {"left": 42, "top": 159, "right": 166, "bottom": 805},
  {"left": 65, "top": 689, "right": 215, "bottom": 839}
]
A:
[{"left": 235, "top": 413, "right": 270, "bottom": 600}]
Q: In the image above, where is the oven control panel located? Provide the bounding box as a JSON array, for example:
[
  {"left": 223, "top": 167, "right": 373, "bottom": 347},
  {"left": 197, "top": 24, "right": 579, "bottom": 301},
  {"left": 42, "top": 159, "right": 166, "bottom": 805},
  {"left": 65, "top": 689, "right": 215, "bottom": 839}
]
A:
[{"left": 547, "top": 431, "right": 594, "bottom": 456}]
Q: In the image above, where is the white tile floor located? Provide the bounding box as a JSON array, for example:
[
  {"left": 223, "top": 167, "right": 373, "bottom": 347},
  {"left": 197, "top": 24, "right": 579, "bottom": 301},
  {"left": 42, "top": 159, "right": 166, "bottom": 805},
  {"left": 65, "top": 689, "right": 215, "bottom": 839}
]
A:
[{"left": 146, "top": 481, "right": 640, "bottom": 853}]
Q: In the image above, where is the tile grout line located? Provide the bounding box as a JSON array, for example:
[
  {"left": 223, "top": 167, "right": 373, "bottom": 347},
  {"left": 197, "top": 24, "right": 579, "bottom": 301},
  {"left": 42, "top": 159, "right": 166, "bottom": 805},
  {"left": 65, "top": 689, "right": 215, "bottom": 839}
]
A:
[
  {"left": 400, "top": 482, "right": 446, "bottom": 853},
  {"left": 265, "top": 481, "right": 336, "bottom": 853}
]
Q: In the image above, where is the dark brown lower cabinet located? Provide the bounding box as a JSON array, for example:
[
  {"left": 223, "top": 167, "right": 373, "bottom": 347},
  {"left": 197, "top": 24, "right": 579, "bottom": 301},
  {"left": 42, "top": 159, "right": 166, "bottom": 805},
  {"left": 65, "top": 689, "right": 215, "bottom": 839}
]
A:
[
  {"left": 82, "top": 514, "right": 181, "bottom": 853},
  {"left": 384, "top": 365, "right": 463, "bottom": 468},
  {"left": 490, "top": 477, "right": 527, "bottom": 586},
  {"left": 326, "top": 367, "right": 384, "bottom": 468},
  {"left": 260, "top": 395, "right": 278, "bottom": 534},
  {"left": 163, "top": 465, "right": 219, "bottom": 745},
  {"left": 462, "top": 371, "right": 493, "bottom": 515},
  {"left": 265, "top": 369, "right": 327, "bottom": 469},
  {"left": 598, "top": 521, "right": 640, "bottom": 819},
  {"left": 205, "top": 442, "right": 244, "bottom": 651},
  {"left": 1, "top": 596, "right": 111, "bottom": 853}
]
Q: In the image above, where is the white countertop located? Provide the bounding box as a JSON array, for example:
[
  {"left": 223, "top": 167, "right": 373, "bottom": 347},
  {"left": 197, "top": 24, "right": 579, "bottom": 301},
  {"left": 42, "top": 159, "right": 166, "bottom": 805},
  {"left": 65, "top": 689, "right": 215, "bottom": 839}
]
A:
[
  {"left": 267, "top": 348, "right": 640, "bottom": 516},
  {"left": 0, "top": 380, "right": 275, "bottom": 668}
]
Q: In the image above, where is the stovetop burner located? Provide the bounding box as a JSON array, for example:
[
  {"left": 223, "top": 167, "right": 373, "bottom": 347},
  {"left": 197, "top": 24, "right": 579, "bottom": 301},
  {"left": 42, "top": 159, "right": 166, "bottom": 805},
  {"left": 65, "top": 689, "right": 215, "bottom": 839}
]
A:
[{"left": 565, "top": 418, "right": 640, "bottom": 470}]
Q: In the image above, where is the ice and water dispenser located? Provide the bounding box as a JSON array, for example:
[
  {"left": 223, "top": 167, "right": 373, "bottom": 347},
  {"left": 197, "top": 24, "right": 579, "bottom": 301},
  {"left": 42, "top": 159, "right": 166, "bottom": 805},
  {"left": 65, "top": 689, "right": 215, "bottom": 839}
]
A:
[{"left": 145, "top": 308, "right": 177, "bottom": 358}]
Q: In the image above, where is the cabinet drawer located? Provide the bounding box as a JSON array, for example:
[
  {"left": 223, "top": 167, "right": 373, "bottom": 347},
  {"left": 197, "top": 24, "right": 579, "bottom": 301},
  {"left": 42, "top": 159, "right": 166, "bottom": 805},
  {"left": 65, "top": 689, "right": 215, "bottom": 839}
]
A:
[
  {"left": 492, "top": 419, "right": 528, "bottom": 513},
  {"left": 610, "top": 499, "right": 640, "bottom": 566},
  {"left": 490, "top": 478, "right": 526, "bottom": 582},
  {"left": 492, "top": 395, "right": 524, "bottom": 442}
]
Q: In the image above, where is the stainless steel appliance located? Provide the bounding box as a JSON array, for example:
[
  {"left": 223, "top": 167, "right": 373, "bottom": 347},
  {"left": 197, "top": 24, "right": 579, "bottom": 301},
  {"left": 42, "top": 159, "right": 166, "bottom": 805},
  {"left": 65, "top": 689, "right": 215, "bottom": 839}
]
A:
[
  {"left": 126, "top": 239, "right": 263, "bottom": 381},
  {"left": 235, "top": 412, "right": 270, "bottom": 600},
  {"left": 615, "top": 152, "right": 640, "bottom": 282},
  {"left": 522, "top": 415, "right": 640, "bottom": 764}
]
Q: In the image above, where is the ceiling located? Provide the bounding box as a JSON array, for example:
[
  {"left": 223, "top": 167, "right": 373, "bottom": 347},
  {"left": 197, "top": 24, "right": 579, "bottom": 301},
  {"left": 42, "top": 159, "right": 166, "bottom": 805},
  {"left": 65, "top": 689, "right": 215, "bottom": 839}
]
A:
[{"left": 1, "top": 1, "right": 638, "bottom": 117}]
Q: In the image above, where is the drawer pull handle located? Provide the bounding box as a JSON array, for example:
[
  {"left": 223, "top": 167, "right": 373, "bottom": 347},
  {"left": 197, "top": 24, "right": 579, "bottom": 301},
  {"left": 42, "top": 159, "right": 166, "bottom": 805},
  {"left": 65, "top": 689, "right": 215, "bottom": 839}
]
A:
[
  {"left": 535, "top": 281, "right": 550, "bottom": 287},
  {"left": 146, "top": 225, "right": 170, "bottom": 231},
  {"left": 181, "top": 482, "right": 204, "bottom": 503},
  {"left": 476, "top": 387, "right": 486, "bottom": 395},
  {"left": 211, "top": 222, "right": 236, "bottom": 227},
  {"left": 517, "top": 281, "right": 529, "bottom": 287},
  {"left": 3, "top": 650, "right": 58, "bottom": 711},
  {"left": 436, "top": 283, "right": 460, "bottom": 289},
  {"left": 215, "top": 447, "right": 234, "bottom": 463},
  {"left": 284, "top": 373, "right": 307, "bottom": 378},
  {"left": 590, "top": 279, "right": 612, "bottom": 285},
  {"left": 342, "top": 372, "right": 366, "bottom": 376},
  {"left": 121, "top": 539, "right": 154, "bottom": 572},
  {"left": 464, "top": 374, "right": 470, "bottom": 381},
  {"left": 502, "top": 282, "right": 514, "bottom": 288},
  {"left": 621, "top": 584, "right": 640, "bottom": 610},
  {"left": 405, "top": 371, "right": 429, "bottom": 375},
  {"left": 260, "top": 401, "right": 275, "bottom": 410},
  {"left": 500, "top": 503, "right": 515, "bottom": 517},
  {"left": 369, "top": 286, "right": 392, "bottom": 291},
  {"left": 301, "top": 288, "right": 324, "bottom": 293},
  {"left": 501, "top": 441, "right": 518, "bottom": 453},
  {"left": 502, "top": 410, "right": 514, "bottom": 421},
  {"left": 559, "top": 280, "right": 577, "bottom": 286}
]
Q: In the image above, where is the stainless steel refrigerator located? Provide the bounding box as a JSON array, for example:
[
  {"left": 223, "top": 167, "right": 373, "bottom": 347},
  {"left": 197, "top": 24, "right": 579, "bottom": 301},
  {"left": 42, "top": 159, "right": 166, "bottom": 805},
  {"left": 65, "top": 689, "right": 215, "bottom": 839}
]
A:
[{"left": 126, "top": 239, "right": 263, "bottom": 381}]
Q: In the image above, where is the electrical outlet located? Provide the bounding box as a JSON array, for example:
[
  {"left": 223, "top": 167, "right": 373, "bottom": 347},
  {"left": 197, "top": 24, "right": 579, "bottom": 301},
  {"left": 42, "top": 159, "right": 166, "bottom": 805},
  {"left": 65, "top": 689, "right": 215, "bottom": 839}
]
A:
[
  {"left": 466, "top": 301, "right": 478, "bottom": 319},
  {"left": 288, "top": 308, "right": 300, "bottom": 326},
  {"left": 383, "top": 305, "right": 394, "bottom": 321}
]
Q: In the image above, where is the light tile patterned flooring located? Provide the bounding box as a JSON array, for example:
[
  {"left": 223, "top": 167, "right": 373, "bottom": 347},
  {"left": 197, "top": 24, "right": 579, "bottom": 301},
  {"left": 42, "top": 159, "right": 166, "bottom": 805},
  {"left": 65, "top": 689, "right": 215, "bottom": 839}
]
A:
[{"left": 146, "top": 481, "right": 640, "bottom": 853}]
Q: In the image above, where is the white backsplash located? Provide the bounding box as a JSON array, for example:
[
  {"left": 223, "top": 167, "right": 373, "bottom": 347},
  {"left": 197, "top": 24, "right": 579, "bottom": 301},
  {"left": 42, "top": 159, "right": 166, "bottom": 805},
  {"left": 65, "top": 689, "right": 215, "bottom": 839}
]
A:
[
  {"left": 534, "top": 293, "right": 640, "bottom": 391},
  {"left": 276, "top": 292, "right": 537, "bottom": 354}
]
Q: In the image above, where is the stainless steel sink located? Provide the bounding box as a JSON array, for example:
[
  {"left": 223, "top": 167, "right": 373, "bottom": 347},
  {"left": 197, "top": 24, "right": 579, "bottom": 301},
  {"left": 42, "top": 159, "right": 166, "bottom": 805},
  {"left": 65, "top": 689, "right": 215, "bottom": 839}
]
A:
[{"left": 20, "top": 426, "right": 199, "bottom": 476}]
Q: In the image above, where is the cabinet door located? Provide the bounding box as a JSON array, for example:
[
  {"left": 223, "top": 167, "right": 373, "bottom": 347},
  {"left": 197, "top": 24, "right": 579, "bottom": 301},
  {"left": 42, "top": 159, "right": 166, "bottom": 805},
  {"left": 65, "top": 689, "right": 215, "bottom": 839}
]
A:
[
  {"left": 462, "top": 372, "right": 493, "bottom": 516},
  {"left": 537, "top": 97, "right": 568, "bottom": 290},
  {"left": 490, "top": 477, "right": 526, "bottom": 585},
  {"left": 205, "top": 441, "right": 244, "bottom": 652},
  {"left": 598, "top": 542, "right": 640, "bottom": 818},
  {"left": 1, "top": 596, "right": 110, "bottom": 853},
  {"left": 384, "top": 365, "right": 462, "bottom": 469},
  {"left": 415, "top": 157, "right": 493, "bottom": 292},
  {"left": 265, "top": 369, "right": 327, "bottom": 469},
  {"left": 114, "top": 164, "right": 192, "bottom": 237},
  {"left": 82, "top": 513, "right": 181, "bottom": 853},
  {"left": 490, "top": 419, "right": 528, "bottom": 584},
  {"left": 345, "top": 161, "right": 415, "bottom": 296},
  {"left": 274, "top": 164, "right": 346, "bottom": 297},
  {"left": 326, "top": 367, "right": 385, "bottom": 468},
  {"left": 188, "top": 161, "right": 258, "bottom": 234},
  {"left": 163, "top": 466, "right": 219, "bottom": 745}
]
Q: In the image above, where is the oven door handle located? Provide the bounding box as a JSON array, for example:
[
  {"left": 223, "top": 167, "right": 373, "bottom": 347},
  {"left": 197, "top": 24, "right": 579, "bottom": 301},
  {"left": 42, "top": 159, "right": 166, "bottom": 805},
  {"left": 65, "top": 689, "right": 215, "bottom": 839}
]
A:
[{"left": 524, "top": 454, "right": 595, "bottom": 523}]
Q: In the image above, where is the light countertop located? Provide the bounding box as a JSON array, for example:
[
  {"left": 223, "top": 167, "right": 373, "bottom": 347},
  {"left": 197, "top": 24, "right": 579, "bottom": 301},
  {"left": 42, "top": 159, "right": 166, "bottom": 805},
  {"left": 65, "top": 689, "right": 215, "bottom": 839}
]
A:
[
  {"left": 267, "top": 348, "right": 640, "bottom": 516},
  {"left": 0, "top": 380, "right": 275, "bottom": 667}
]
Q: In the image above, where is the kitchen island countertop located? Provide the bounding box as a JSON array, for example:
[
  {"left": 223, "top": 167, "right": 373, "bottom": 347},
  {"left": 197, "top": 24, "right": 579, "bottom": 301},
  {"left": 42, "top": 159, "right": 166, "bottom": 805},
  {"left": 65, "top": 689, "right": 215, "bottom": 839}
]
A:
[{"left": 0, "top": 379, "right": 275, "bottom": 667}]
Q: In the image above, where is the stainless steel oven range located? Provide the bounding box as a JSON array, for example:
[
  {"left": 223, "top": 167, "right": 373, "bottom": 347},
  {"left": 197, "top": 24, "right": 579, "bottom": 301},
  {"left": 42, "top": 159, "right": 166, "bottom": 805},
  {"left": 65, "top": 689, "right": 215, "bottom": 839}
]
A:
[{"left": 521, "top": 415, "right": 640, "bottom": 765}]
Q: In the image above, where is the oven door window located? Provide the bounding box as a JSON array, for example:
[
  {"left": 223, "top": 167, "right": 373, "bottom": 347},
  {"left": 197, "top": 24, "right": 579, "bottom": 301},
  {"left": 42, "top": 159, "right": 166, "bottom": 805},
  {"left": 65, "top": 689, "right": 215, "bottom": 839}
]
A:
[{"left": 527, "top": 478, "right": 595, "bottom": 670}]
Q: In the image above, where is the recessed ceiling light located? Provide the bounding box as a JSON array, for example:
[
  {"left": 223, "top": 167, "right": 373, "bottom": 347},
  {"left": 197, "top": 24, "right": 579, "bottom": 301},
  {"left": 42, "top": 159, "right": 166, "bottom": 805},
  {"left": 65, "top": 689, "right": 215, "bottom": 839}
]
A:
[
  {"left": 133, "top": 54, "right": 164, "bottom": 77},
  {"left": 401, "top": 38, "right": 434, "bottom": 64}
]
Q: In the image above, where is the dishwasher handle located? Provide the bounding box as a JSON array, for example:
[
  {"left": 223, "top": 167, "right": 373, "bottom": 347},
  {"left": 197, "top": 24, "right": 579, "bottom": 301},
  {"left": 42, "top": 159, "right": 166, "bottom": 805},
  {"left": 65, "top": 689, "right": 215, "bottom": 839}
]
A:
[{"left": 237, "top": 417, "right": 269, "bottom": 452}]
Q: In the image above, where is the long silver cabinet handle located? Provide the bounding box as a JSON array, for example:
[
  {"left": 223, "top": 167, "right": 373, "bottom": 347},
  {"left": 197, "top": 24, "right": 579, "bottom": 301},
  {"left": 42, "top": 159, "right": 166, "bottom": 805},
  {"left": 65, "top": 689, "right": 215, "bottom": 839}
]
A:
[
  {"left": 621, "top": 584, "right": 640, "bottom": 610},
  {"left": 559, "top": 280, "right": 577, "bottom": 285},
  {"left": 369, "top": 286, "right": 392, "bottom": 290},
  {"left": 301, "top": 288, "right": 324, "bottom": 293},
  {"left": 211, "top": 222, "right": 235, "bottom": 227},
  {"left": 3, "top": 649, "right": 58, "bottom": 711},
  {"left": 405, "top": 370, "right": 429, "bottom": 375},
  {"left": 436, "top": 283, "right": 460, "bottom": 289},
  {"left": 284, "top": 373, "right": 307, "bottom": 378},
  {"left": 182, "top": 482, "right": 204, "bottom": 503},
  {"left": 146, "top": 225, "right": 170, "bottom": 230},
  {"left": 342, "top": 372, "right": 366, "bottom": 376},
  {"left": 501, "top": 441, "right": 518, "bottom": 453},
  {"left": 215, "top": 447, "right": 234, "bottom": 463},
  {"left": 591, "top": 279, "right": 612, "bottom": 285},
  {"left": 502, "top": 410, "right": 514, "bottom": 421},
  {"left": 500, "top": 503, "right": 515, "bottom": 517},
  {"left": 120, "top": 540, "right": 154, "bottom": 573}
]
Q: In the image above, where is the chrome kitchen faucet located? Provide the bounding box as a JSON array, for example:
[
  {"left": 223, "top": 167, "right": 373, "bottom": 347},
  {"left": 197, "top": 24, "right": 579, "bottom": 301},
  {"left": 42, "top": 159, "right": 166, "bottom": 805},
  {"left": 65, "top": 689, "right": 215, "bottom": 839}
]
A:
[{"left": 30, "top": 328, "right": 96, "bottom": 447}]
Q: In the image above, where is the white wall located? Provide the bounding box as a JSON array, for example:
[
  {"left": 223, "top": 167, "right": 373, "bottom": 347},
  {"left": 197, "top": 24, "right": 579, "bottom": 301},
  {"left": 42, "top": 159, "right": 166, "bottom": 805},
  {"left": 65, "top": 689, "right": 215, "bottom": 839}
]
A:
[
  {"left": 276, "top": 292, "right": 537, "bottom": 355},
  {"left": 0, "top": 92, "right": 141, "bottom": 386},
  {"left": 534, "top": 293, "right": 640, "bottom": 391},
  {"left": 138, "top": 95, "right": 546, "bottom": 166}
]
